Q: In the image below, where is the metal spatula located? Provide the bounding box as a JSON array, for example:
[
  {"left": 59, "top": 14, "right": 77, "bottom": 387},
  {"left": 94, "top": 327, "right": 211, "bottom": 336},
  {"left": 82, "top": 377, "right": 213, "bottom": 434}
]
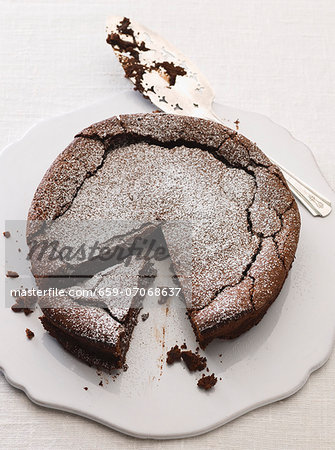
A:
[{"left": 106, "top": 16, "right": 332, "bottom": 218}]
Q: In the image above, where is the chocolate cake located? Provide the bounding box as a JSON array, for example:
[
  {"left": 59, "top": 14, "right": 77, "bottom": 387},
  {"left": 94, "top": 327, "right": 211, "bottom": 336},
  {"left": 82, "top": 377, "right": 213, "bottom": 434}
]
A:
[
  {"left": 27, "top": 113, "right": 300, "bottom": 370},
  {"left": 39, "top": 257, "right": 156, "bottom": 371}
]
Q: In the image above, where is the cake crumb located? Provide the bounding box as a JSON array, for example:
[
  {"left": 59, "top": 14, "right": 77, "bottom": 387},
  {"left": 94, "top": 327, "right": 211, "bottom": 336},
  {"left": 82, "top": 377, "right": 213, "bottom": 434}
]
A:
[
  {"left": 166, "top": 346, "right": 207, "bottom": 371},
  {"left": 197, "top": 373, "right": 217, "bottom": 390},
  {"left": 234, "top": 119, "right": 240, "bottom": 130},
  {"left": 141, "top": 312, "right": 149, "bottom": 321},
  {"left": 99, "top": 381, "right": 103, "bottom": 387},
  {"left": 166, "top": 345, "right": 181, "bottom": 364},
  {"left": 3, "top": 231, "right": 10, "bottom": 238},
  {"left": 12, "top": 305, "right": 34, "bottom": 316},
  {"left": 25, "top": 328, "right": 34, "bottom": 340},
  {"left": 181, "top": 342, "right": 187, "bottom": 349},
  {"left": 6, "top": 270, "right": 19, "bottom": 278},
  {"left": 123, "top": 363, "right": 128, "bottom": 372},
  {"left": 11, "top": 294, "right": 37, "bottom": 315},
  {"left": 181, "top": 350, "right": 207, "bottom": 372},
  {"left": 83, "top": 387, "right": 88, "bottom": 391}
]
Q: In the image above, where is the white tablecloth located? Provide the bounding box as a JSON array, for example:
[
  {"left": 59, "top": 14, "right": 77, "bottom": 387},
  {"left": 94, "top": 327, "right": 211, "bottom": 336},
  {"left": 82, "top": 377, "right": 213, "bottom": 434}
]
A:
[{"left": 0, "top": 1, "right": 334, "bottom": 448}]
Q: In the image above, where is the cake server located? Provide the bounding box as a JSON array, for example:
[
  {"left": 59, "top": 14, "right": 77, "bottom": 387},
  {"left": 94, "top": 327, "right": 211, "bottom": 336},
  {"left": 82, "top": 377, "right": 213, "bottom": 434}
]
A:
[{"left": 106, "top": 16, "right": 332, "bottom": 218}]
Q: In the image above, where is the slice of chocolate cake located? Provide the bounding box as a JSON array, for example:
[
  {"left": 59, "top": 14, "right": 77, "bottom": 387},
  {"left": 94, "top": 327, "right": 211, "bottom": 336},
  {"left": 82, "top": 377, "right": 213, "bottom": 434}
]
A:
[
  {"left": 39, "top": 258, "right": 156, "bottom": 371},
  {"left": 40, "top": 298, "right": 128, "bottom": 371}
]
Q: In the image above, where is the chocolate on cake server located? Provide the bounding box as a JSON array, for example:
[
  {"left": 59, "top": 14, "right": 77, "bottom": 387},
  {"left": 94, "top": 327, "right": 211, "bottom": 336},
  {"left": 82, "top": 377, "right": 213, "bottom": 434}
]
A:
[{"left": 106, "top": 16, "right": 332, "bottom": 218}]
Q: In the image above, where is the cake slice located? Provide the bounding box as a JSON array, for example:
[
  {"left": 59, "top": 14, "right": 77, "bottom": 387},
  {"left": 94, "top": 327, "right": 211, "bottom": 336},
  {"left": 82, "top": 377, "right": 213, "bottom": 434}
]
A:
[{"left": 40, "top": 258, "right": 156, "bottom": 371}]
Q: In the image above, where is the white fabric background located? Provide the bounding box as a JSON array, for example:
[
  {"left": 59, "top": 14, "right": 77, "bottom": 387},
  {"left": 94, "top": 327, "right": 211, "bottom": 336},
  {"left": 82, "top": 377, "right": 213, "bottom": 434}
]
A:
[{"left": 0, "top": 1, "right": 334, "bottom": 448}]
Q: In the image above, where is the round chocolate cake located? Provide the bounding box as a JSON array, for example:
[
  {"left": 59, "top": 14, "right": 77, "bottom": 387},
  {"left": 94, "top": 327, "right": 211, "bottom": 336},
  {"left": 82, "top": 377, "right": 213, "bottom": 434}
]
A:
[{"left": 27, "top": 113, "right": 300, "bottom": 371}]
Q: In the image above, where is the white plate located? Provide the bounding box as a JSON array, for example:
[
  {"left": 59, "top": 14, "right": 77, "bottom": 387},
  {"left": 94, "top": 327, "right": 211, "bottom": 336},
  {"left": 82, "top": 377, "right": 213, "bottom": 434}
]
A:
[{"left": 0, "top": 90, "right": 335, "bottom": 440}]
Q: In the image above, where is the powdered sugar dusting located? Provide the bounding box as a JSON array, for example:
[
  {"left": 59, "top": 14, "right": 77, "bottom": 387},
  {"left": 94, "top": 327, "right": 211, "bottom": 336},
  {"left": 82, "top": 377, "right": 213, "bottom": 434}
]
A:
[
  {"left": 58, "top": 142, "right": 258, "bottom": 309},
  {"left": 69, "top": 257, "right": 147, "bottom": 322},
  {"left": 192, "top": 277, "right": 254, "bottom": 332},
  {"left": 42, "top": 296, "right": 125, "bottom": 347}
]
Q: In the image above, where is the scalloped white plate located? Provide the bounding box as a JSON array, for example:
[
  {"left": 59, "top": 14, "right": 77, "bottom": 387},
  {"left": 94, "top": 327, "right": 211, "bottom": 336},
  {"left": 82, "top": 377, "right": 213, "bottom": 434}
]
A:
[{"left": 0, "top": 90, "right": 335, "bottom": 439}]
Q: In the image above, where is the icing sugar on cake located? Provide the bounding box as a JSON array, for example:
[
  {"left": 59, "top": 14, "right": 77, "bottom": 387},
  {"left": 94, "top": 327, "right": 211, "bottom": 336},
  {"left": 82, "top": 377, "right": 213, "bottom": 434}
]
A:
[{"left": 55, "top": 141, "right": 259, "bottom": 309}]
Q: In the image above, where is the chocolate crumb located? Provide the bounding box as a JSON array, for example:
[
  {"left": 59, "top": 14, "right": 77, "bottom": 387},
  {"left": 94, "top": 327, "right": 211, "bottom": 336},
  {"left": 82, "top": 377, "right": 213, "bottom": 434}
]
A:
[
  {"left": 152, "top": 110, "right": 161, "bottom": 113},
  {"left": 11, "top": 294, "right": 37, "bottom": 315},
  {"left": 117, "top": 17, "right": 134, "bottom": 37},
  {"left": 234, "top": 119, "right": 240, "bottom": 131},
  {"left": 153, "top": 61, "right": 186, "bottom": 86},
  {"left": 123, "top": 363, "right": 128, "bottom": 372},
  {"left": 166, "top": 345, "right": 182, "bottom": 364},
  {"left": 181, "top": 342, "right": 187, "bottom": 349},
  {"left": 6, "top": 271, "right": 19, "bottom": 278},
  {"left": 197, "top": 373, "right": 217, "bottom": 390},
  {"left": 3, "top": 231, "right": 10, "bottom": 238},
  {"left": 25, "top": 328, "right": 34, "bottom": 340},
  {"left": 141, "top": 312, "right": 149, "bottom": 321},
  {"left": 99, "top": 381, "right": 103, "bottom": 387},
  {"left": 83, "top": 387, "right": 88, "bottom": 391},
  {"left": 12, "top": 305, "right": 34, "bottom": 316},
  {"left": 181, "top": 350, "right": 207, "bottom": 372}
]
